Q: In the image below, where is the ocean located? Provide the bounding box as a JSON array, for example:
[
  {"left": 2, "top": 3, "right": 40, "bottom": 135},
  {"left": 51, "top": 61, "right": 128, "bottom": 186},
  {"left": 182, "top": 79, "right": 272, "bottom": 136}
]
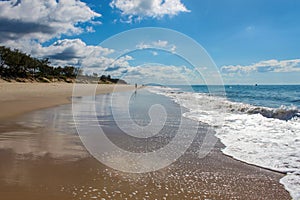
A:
[{"left": 149, "top": 85, "right": 300, "bottom": 200}]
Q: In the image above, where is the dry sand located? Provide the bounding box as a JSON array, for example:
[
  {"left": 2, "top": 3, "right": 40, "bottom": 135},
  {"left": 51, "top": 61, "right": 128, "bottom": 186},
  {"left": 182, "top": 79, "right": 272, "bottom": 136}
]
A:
[{"left": 0, "top": 82, "right": 135, "bottom": 120}]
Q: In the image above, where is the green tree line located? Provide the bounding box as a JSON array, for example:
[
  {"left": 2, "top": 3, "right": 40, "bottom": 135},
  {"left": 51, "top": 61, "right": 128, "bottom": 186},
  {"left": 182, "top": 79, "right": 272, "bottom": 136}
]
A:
[
  {"left": 0, "top": 46, "right": 78, "bottom": 80},
  {"left": 0, "top": 46, "right": 127, "bottom": 84}
]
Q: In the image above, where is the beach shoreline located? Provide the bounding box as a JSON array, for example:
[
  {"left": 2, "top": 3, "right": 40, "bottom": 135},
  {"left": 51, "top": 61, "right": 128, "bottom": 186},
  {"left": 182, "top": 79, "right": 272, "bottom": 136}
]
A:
[
  {"left": 0, "top": 82, "right": 136, "bottom": 121},
  {"left": 0, "top": 85, "right": 292, "bottom": 199}
]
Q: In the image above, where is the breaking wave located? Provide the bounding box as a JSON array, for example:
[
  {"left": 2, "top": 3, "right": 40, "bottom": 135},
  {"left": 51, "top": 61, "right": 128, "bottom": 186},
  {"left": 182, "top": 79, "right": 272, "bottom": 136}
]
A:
[{"left": 148, "top": 86, "right": 300, "bottom": 200}]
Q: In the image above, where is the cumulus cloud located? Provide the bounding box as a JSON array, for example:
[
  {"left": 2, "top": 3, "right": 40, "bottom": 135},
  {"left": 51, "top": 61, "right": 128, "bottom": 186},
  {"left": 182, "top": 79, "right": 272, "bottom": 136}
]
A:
[
  {"left": 97, "top": 63, "right": 201, "bottom": 84},
  {"left": 221, "top": 59, "right": 300, "bottom": 74},
  {"left": 1, "top": 37, "right": 133, "bottom": 76},
  {"left": 5, "top": 38, "right": 131, "bottom": 75},
  {"left": 110, "top": 0, "right": 190, "bottom": 22},
  {"left": 0, "top": 0, "right": 101, "bottom": 43},
  {"left": 29, "top": 39, "right": 113, "bottom": 67},
  {"left": 27, "top": 38, "right": 201, "bottom": 84},
  {"left": 83, "top": 54, "right": 133, "bottom": 74},
  {"left": 136, "top": 40, "right": 176, "bottom": 53}
]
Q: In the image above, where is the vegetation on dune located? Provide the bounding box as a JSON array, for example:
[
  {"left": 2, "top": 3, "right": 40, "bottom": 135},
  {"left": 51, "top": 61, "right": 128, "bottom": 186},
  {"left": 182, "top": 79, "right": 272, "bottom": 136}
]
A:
[{"left": 0, "top": 46, "right": 126, "bottom": 84}]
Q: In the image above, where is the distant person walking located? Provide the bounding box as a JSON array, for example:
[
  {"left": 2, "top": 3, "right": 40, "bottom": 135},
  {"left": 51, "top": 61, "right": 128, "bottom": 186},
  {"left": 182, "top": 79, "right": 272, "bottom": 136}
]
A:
[{"left": 135, "top": 83, "right": 137, "bottom": 89}]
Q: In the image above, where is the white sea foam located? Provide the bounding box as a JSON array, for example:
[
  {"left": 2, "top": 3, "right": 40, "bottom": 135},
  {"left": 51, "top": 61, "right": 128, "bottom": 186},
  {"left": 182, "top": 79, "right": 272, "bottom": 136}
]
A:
[{"left": 148, "top": 86, "right": 300, "bottom": 200}]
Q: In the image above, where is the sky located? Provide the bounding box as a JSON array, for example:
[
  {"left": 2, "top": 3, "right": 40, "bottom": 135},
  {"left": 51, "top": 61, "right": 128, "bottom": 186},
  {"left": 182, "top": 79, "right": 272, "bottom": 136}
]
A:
[{"left": 0, "top": 0, "right": 300, "bottom": 85}]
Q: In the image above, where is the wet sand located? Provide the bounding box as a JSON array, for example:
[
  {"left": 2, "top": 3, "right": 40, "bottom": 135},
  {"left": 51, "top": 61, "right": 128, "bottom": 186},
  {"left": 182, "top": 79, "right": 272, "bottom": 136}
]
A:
[
  {"left": 0, "top": 89, "right": 291, "bottom": 199},
  {"left": 0, "top": 82, "right": 135, "bottom": 120}
]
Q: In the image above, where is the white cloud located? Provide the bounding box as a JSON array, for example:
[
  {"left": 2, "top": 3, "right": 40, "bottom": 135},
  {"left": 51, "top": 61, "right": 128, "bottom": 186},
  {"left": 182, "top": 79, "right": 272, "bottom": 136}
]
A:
[
  {"left": 0, "top": 0, "right": 101, "bottom": 43},
  {"left": 152, "top": 40, "right": 168, "bottom": 47},
  {"left": 3, "top": 38, "right": 130, "bottom": 74},
  {"left": 110, "top": 0, "right": 190, "bottom": 22},
  {"left": 31, "top": 39, "right": 113, "bottom": 67},
  {"left": 136, "top": 40, "right": 176, "bottom": 53},
  {"left": 109, "top": 64, "right": 203, "bottom": 84},
  {"left": 83, "top": 54, "right": 133, "bottom": 74},
  {"left": 221, "top": 59, "right": 300, "bottom": 74},
  {"left": 24, "top": 38, "right": 203, "bottom": 84},
  {"left": 1, "top": 36, "right": 132, "bottom": 76},
  {"left": 86, "top": 26, "right": 96, "bottom": 33}
]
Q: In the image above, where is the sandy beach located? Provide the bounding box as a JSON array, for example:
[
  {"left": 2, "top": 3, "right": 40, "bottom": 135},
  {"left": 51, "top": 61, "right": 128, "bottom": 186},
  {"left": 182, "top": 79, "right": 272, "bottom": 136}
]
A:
[
  {"left": 1, "top": 0, "right": 299, "bottom": 199},
  {"left": 0, "top": 82, "right": 135, "bottom": 120},
  {"left": 0, "top": 87, "right": 291, "bottom": 199}
]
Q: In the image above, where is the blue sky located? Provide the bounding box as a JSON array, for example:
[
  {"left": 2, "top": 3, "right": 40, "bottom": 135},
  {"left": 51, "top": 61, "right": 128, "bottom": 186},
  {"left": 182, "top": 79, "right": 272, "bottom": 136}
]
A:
[{"left": 0, "top": 0, "right": 300, "bottom": 84}]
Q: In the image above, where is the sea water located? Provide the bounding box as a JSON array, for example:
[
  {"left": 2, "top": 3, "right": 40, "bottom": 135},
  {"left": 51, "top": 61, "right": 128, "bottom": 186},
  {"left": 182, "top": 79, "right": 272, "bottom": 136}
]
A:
[{"left": 149, "top": 85, "right": 300, "bottom": 200}]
